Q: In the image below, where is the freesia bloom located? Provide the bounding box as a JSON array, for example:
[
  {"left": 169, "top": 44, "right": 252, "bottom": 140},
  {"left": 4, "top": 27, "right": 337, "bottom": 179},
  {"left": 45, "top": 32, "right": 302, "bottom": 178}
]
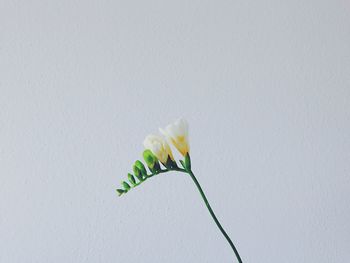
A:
[
  {"left": 143, "top": 135, "right": 174, "bottom": 164},
  {"left": 160, "top": 118, "right": 189, "bottom": 156}
]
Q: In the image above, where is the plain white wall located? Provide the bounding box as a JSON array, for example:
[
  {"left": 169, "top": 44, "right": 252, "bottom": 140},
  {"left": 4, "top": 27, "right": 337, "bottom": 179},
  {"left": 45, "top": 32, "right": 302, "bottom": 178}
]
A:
[{"left": 1, "top": 0, "right": 349, "bottom": 262}]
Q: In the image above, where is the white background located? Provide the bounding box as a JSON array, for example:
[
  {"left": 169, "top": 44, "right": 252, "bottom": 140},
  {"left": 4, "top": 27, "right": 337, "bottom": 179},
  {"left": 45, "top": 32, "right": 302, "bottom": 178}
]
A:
[{"left": 1, "top": 0, "right": 350, "bottom": 262}]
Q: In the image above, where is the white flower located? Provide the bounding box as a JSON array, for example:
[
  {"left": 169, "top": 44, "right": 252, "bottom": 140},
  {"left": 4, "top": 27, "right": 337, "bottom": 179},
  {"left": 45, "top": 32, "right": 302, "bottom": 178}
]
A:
[
  {"left": 143, "top": 135, "right": 174, "bottom": 164},
  {"left": 159, "top": 118, "right": 189, "bottom": 156}
]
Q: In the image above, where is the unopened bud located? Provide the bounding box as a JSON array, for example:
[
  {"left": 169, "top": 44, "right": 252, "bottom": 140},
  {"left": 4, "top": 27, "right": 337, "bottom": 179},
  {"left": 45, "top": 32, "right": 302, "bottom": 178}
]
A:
[
  {"left": 135, "top": 160, "right": 147, "bottom": 177},
  {"left": 122, "top": 181, "right": 131, "bottom": 191},
  {"left": 116, "top": 189, "right": 125, "bottom": 196},
  {"left": 143, "top": 150, "right": 160, "bottom": 172},
  {"left": 128, "top": 173, "right": 136, "bottom": 185},
  {"left": 133, "top": 165, "right": 143, "bottom": 181}
]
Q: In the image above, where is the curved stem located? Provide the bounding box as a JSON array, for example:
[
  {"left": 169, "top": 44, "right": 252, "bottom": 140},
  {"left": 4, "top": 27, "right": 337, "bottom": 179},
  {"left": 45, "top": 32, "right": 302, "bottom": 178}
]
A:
[
  {"left": 130, "top": 167, "right": 187, "bottom": 189},
  {"left": 187, "top": 170, "right": 243, "bottom": 263}
]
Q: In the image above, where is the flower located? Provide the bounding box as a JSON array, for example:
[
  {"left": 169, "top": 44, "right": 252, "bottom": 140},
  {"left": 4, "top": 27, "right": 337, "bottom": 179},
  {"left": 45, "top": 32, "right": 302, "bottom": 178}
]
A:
[
  {"left": 160, "top": 118, "right": 189, "bottom": 156},
  {"left": 143, "top": 135, "right": 174, "bottom": 164}
]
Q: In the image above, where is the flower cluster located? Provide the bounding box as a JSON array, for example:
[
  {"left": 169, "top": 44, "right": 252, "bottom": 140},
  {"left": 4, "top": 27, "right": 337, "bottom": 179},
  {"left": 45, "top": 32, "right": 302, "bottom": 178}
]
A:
[{"left": 117, "top": 118, "right": 191, "bottom": 196}]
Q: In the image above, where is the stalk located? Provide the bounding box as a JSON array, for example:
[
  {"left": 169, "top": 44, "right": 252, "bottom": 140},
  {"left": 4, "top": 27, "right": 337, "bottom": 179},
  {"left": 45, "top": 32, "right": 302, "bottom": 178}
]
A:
[{"left": 187, "top": 170, "right": 243, "bottom": 263}]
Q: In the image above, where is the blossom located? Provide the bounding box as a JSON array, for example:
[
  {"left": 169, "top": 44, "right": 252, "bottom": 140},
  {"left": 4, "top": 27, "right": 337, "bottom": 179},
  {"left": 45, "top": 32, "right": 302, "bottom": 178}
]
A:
[
  {"left": 160, "top": 118, "right": 189, "bottom": 156},
  {"left": 143, "top": 135, "right": 174, "bottom": 164}
]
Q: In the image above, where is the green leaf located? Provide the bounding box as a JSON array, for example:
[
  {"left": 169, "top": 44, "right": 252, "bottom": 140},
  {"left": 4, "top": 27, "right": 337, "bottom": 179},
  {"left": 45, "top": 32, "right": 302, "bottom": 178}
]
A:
[{"left": 128, "top": 173, "right": 136, "bottom": 185}]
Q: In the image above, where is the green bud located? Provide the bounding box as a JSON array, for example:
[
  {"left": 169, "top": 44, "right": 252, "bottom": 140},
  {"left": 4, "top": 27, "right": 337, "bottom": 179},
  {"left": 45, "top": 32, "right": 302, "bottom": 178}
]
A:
[
  {"left": 143, "top": 150, "right": 155, "bottom": 168},
  {"left": 135, "top": 160, "right": 147, "bottom": 177},
  {"left": 122, "top": 181, "right": 131, "bottom": 191},
  {"left": 143, "top": 150, "right": 160, "bottom": 172},
  {"left": 116, "top": 189, "right": 125, "bottom": 196},
  {"left": 128, "top": 173, "right": 136, "bottom": 185},
  {"left": 133, "top": 165, "right": 143, "bottom": 181}
]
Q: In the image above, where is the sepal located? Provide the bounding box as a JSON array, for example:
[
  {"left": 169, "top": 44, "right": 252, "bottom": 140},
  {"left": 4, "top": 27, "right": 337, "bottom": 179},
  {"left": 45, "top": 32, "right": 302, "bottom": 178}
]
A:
[
  {"left": 164, "top": 156, "right": 177, "bottom": 169},
  {"left": 184, "top": 153, "right": 191, "bottom": 171},
  {"left": 179, "top": 160, "right": 186, "bottom": 169}
]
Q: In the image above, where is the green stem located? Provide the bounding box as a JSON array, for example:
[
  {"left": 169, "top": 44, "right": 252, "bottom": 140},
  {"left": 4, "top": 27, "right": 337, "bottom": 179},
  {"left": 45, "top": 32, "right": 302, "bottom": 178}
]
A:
[
  {"left": 130, "top": 167, "right": 187, "bottom": 189},
  {"left": 187, "top": 170, "right": 243, "bottom": 263}
]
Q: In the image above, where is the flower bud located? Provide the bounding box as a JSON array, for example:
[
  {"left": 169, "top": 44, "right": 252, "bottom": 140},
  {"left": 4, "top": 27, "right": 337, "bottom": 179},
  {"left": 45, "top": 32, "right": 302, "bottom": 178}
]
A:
[
  {"left": 122, "top": 181, "right": 131, "bottom": 191},
  {"left": 143, "top": 150, "right": 160, "bottom": 172},
  {"left": 143, "top": 135, "right": 174, "bottom": 164},
  {"left": 116, "top": 189, "right": 125, "bottom": 196},
  {"left": 159, "top": 118, "right": 190, "bottom": 156},
  {"left": 135, "top": 160, "right": 147, "bottom": 177},
  {"left": 133, "top": 165, "right": 143, "bottom": 181},
  {"left": 128, "top": 173, "right": 136, "bottom": 185}
]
